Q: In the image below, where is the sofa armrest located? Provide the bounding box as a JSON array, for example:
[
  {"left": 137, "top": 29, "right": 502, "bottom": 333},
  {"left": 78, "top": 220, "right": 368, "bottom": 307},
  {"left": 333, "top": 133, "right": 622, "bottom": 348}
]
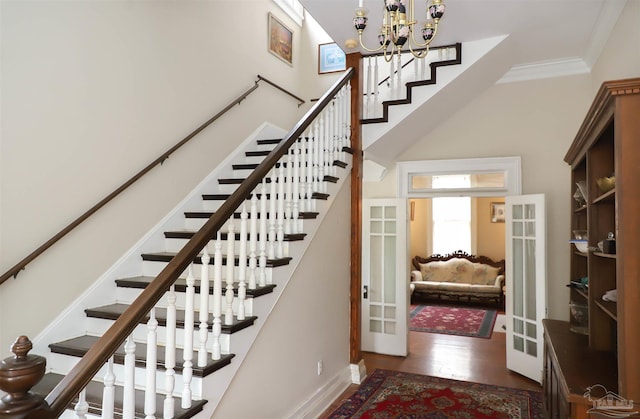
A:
[
  {"left": 411, "top": 270, "right": 422, "bottom": 282},
  {"left": 493, "top": 274, "right": 505, "bottom": 288}
]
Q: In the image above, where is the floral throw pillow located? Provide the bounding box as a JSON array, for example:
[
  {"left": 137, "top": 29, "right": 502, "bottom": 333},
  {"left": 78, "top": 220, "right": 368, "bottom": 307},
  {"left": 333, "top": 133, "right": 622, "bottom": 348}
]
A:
[{"left": 472, "top": 263, "right": 501, "bottom": 285}]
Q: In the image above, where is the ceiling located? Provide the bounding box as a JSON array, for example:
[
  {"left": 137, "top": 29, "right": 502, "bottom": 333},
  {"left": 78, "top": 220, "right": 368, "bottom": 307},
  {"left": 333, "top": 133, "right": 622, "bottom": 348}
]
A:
[{"left": 301, "top": 0, "right": 626, "bottom": 80}]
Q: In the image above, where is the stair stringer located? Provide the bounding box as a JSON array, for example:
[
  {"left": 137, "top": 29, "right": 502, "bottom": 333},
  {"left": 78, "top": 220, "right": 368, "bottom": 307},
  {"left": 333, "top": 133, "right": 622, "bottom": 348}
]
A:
[
  {"left": 30, "top": 121, "right": 287, "bottom": 372},
  {"left": 363, "top": 35, "right": 515, "bottom": 166},
  {"left": 191, "top": 163, "right": 353, "bottom": 418}
]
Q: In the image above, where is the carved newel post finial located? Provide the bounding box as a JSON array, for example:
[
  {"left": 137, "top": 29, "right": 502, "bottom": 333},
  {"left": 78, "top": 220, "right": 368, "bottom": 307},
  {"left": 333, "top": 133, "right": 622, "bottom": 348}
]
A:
[{"left": 0, "top": 336, "right": 53, "bottom": 418}]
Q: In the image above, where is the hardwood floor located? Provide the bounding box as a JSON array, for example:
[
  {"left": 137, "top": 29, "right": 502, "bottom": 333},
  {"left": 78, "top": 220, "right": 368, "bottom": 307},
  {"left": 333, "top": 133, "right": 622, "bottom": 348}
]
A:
[{"left": 320, "top": 325, "right": 541, "bottom": 417}]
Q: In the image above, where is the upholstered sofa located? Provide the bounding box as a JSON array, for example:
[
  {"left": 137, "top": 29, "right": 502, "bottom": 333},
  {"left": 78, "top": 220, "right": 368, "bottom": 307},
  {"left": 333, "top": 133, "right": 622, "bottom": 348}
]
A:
[{"left": 410, "top": 251, "right": 505, "bottom": 306}]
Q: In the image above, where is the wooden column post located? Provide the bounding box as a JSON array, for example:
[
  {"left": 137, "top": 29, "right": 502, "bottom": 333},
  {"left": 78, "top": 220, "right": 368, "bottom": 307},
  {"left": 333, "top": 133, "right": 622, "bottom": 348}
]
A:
[{"left": 347, "top": 52, "right": 363, "bottom": 367}]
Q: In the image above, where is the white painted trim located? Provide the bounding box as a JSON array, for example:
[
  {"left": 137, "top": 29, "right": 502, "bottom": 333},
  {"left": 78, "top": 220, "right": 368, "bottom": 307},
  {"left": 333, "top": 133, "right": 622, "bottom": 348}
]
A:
[
  {"left": 397, "top": 156, "right": 522, "bottom": 198},
  {"left": 497, "top": 57, "right": 590, "bottom": 84},
  {"left": 286, "top": 367, "right": 353, "bottom": 419},
  {"left": 350, "top": 359, "right": 367, "bottom": 384}
]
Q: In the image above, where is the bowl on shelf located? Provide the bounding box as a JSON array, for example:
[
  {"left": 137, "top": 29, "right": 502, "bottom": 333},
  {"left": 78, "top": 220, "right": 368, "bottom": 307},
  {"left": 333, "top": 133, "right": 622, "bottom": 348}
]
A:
[
  {"left": 596, "top": 176, "right": 615, "bottom": 193},
  {"left": 569, "top": 240, "right": 589, "bottom": 253},
  {"left": 572, "top": 230, "right": 588, "bottom": 240}
]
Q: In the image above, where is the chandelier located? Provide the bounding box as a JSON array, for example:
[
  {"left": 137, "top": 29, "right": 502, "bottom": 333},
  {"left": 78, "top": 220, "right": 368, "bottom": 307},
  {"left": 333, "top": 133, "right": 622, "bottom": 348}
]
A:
[{"left": 353, "top": 0, "right": 445, "bottom": 62}]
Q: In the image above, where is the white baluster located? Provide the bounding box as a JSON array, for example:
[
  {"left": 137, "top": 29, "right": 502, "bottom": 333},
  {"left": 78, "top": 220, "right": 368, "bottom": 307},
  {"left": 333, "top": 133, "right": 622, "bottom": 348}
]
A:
[
  {"left": 123, "top": 334, "right": 136, "bottom": 419},
  {"left": 182, "top": 266, "right": 195, "bottom": 409},
  {"left": 284, "top": 148, "right": 293, "bottom": 235},
  {"left": 145, "top": 308, "right": 158, "bottom": 418},
  {"left": 258, "top": 179, "right": 268, "bottom": 287},
  {"left": 396, "top": 52, "right": 402, "bottom": 97},
  {"left": 198, "top": 248, "right": 210, "bottom": 367},
  {"left": 373, "top": 56, "right": 380, "bottom": 118},
  {"left": 268, "top": 168, "right": 277, "bottom": 259},
  {"left": 318, "top": 113, "right": 326, "bottom": 194},
  {"left": 164, "top": 285, "right": 176, "bottom": 419},
  {"left": 365, "top": 56, "right": 372, "bottom": 119},
  {"left": 74, "top": 388, "right": 88, "bottom": 419},
  {"left": 212, "top": 233, "right": 223, "bottom": 360},
  {"left": 102, "top": 357, "right": 115, "bottom": 419},
  {"left": 309, "top": 128, "right": 318, "bottom": 213},
  {"left": 293, "top": 140, "right": 301, "bottom": 234},
  {"left": 276, "top": 159, "right": 285, "bottom": 258},
  {"left": 248, "top": 193, "right": 258, "bottom": 290},
  {"left": 328, "top": 102, "right": 336, "bottom": 178},
  {"left": 237, "top": 204, "right": 248, "bottom": 320},
  {"left": 303, "top": 132, "right": 313, "bottom": 214},
  {"left": 346, "top": 82, "right": 352, "bottom": 149},
  {"left": 225, "top": 217, "right": 235, "bottom": 325},
  {"left": 389, "top": 56, "right": 396, "bottom": 99}
]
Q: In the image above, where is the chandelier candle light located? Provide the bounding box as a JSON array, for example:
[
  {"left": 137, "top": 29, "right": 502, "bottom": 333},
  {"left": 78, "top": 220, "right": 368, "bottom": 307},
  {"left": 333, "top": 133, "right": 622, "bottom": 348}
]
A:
[{"left": 354, "top": 0, "right": 445, "bottom": 62}]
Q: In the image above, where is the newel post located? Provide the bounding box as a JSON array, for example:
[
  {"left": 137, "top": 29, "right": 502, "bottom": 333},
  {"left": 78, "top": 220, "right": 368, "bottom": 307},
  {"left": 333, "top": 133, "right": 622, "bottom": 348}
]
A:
[{"left": 0, "top": 336, "right": 54, "bottom": 418}]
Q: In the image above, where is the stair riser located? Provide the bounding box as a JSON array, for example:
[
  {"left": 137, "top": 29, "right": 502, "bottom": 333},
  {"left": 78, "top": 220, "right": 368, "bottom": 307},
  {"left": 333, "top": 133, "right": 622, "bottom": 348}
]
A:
[
  {"left": 84, "top": 317, "right": 233, "bottom": 357},
  {"left": 114, "top": 287, "right": 256, "bottom": 318},
  {"left": 45, "top": 351, "right": 206, "bottom": 400},
  {"left": 140, "top": 258, "right": 278, "bottom": 278}
]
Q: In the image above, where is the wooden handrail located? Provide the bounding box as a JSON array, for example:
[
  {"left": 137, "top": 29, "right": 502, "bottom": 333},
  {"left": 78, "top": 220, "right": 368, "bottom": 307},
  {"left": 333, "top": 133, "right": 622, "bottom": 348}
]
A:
[
  {"left": 0, "top": 75, "right": 304, "bottom": 286},
  {"left": 45, "top": 67, "right": 355, "bottom": 415}
]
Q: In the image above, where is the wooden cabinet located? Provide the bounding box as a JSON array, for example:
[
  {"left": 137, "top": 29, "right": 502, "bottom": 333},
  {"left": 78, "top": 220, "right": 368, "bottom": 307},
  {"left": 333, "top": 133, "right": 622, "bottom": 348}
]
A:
[{"left": 544, "top": 77, "right": 640, "bottom": 417}]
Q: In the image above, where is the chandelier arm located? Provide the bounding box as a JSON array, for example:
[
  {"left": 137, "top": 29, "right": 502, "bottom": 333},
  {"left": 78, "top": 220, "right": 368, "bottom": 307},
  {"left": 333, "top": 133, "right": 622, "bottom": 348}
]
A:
[
  {"left": 382, "top": 44, "right": 395, "bottom": 63},
  {"left": 357, "top": 33, "right": 387, "bottom": 53},
  {"left": 409, "top": 21, "right": 440, "bottom": 49},
  {"left": 407, "top": 41, "right": 430, "bottom": 59}
]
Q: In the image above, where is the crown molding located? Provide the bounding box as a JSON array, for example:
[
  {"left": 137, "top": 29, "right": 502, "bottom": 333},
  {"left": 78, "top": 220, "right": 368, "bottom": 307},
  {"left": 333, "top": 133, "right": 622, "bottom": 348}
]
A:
[{"left": 496, "top": 57, "right": 590, "bottom": 84}]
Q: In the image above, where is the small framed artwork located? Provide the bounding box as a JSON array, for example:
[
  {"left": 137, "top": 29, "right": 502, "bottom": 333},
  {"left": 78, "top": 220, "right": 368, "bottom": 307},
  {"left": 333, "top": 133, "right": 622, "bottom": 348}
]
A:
[
  {"left": 318, "top": 42, "right": 346, "bottom": 74},
  {"left": 268, "top": 13, "right": 293, "bottom": 66},
  {"left": 491, "top": 202, "right": 506, "bottom": 223}
]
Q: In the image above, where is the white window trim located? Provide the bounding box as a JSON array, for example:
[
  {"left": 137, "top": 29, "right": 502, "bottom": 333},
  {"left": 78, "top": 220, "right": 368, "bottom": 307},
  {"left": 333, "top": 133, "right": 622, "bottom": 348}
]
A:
[
  {"left": 397, "top": 157, "right": 522, "bottom": 198},
  {"left": 273, "top": 0, "right": 304, "bottom": 26}
]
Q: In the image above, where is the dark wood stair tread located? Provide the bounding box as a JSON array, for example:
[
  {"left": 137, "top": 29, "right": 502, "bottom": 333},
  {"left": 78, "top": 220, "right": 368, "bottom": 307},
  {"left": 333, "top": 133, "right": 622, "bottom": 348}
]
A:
[
  {"left": 140, "top": 252, "right": 292, "bottom": 267},
  {"left": 115, "top": 276, "right": 277, "bottom": 298},
  {"left": 85, "top": 303, "right": 257, "bottom": 334},
  {"left": 245, "top": 150, "right": 270, "bottom": 157},
  {"left": 49, "top": 335, "right": 234, "bottom": 378},
  {"left": 164, "top": 230, "right": 306, "bottom": 242},
  {"left": 256, "top": 138, "right": 281, "bottom": 145},
  {"left": 32, "top": 373, "right": 206, "bottom": 419},
  {"left": 184, "top": 211, "right": 317, "bottom": 220}
]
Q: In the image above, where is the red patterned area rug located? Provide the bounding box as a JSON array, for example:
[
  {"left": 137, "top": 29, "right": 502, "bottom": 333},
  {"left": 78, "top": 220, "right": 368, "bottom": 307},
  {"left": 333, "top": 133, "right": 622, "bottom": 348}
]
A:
[
  {"left": 328, "top": 369, "right": 544, "bottom": 418},
  {"left": 410, "top": 304, "right": 497, "bottom": 338}
]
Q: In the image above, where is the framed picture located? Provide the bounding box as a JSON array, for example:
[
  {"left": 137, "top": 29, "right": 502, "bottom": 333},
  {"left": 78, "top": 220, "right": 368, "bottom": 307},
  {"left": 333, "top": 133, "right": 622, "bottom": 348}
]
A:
[
  {"left": 268, "top": 13, "right": 293, "bottom": 66},
  {"left": 318, "top": 42, "right": 346, "bottom": 74},
  {"left": 491, "top": 202, "right": 506, "bottom": 223}
]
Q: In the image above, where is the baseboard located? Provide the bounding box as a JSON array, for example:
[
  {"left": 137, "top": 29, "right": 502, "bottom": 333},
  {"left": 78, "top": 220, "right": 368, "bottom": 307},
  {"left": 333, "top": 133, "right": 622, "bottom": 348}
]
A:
[
  {"left": 350, "top": 359, "right": 367, "bottom": 384},
  {"left": 286, "top": 367, "right": 353, "bottom": 419}
]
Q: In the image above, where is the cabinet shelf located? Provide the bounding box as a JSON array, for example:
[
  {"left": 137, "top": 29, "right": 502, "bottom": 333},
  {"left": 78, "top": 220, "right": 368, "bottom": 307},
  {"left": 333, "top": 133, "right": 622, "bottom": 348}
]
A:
[
  {"left": 594, "top": 299, "right": 617, "bottom": 321},
  {"left": 592, "top": 188, "right": 615, "bottom": 204},
  {"left": 593, "top": 251, "right": 616, "bottom": 259},
  {"left": 575, "top": 288, "right": 588, "bottom": 300}
]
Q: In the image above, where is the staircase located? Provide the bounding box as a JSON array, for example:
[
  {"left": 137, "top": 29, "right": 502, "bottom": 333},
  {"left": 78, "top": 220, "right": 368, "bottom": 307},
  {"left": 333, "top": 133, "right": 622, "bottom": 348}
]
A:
[{"left": 12, "top": 71, "right": 355, "bottom": 418}]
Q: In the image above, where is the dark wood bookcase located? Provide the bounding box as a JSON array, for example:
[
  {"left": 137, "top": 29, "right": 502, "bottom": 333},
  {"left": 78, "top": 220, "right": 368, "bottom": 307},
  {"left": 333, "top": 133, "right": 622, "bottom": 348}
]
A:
[{"left": 543, "top": 78, "right": 640, "bottom": 418}]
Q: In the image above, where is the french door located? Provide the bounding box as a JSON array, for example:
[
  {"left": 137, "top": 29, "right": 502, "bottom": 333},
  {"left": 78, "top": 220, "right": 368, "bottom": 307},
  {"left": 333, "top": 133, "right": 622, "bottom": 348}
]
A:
[
  {"left": 505, "top": 194, "right": 546, "bottom": 383},
  {"left": 361, "top": 199, "right": 409, "bottom": 356}
]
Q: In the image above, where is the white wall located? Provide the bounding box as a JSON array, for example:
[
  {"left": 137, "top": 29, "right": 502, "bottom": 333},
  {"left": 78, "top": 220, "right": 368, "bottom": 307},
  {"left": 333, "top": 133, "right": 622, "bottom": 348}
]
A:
[
  {"left": 0, "top": 0, "right": 331, "bottom": 357},
  {"left": 214, "top": 178, "right": 351, "bottom": 419}
]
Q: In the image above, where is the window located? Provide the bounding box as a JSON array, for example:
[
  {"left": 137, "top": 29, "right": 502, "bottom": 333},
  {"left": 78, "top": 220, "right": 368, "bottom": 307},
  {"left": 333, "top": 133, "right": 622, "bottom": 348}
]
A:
[
  {"left": 273, "top": 0, "right": 304, "bottom": 26},
  {"left": 397, "top": 156, "right": 522, "bottom": 198},
  {"left": 431, "top": 175, "right": 471, "bottom": 254}
]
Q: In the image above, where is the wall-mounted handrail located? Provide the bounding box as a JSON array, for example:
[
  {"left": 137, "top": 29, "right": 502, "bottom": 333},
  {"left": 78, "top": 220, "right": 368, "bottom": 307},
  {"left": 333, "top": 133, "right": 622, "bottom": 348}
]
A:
[
  {"left": 0, "top": 75, "right": 305, "bottom": 286},
  {"left": 257, "top": 75, "right": 306, "bottom": 107},
  {"left": 44, "top": 67, "right": 355, "bottom": 416}
]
